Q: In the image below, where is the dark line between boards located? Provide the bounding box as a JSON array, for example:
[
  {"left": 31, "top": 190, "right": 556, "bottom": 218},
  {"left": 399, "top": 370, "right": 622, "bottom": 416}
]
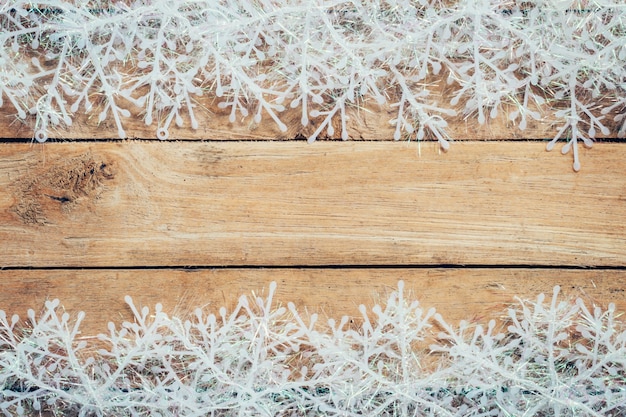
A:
[
  {"left": 2, "top": 264, "right": 626, "bottom": 271},
  {"left": 2, "top": 138, "right": 626, "bottom": 144}
]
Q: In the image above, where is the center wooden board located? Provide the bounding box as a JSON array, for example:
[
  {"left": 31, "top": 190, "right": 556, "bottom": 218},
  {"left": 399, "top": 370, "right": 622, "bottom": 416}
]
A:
[{"left": 1, "top": 141, "right": 624, "bottom": 268}]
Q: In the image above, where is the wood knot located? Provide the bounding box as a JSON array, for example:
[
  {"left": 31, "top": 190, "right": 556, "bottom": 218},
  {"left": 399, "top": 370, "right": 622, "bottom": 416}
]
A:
[{"left": 12, "top": 153, "right": 115, "bottom": 225}]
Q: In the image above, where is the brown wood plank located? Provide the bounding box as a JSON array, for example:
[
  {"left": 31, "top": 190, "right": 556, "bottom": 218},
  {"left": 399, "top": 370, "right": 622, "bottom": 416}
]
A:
[
  {"left": 1, "top": 141, "right": 625, "bottom": 267},
  {"left": 0, "top": 97, "right": 621, "bottom": 141},
  {"left": 1, "top": 268, "right": 624, "bottom": 336}
]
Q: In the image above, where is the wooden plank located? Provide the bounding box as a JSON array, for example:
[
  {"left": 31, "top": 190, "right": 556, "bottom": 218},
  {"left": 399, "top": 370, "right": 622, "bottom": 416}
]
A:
[
  {"left": 1, "top": 268, "right": 624, "bottom": 336},
  {"left": 0, "top": 96, "right": 622, "bottom": 141},
  {"left": 1, "top": 141, "right": 625, "bottom": 267},
  {"left": 0, "top": 99, "right": 543, "bottom": 140}
]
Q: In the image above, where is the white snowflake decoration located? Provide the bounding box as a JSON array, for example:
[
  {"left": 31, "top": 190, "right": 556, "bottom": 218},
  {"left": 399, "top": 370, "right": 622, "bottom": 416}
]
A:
[
  {"left": 1, "top": 0, "right": 625, "bottom": 169},
  {"left": 1, "top": 282, "right": 626, "bottom": 416}
]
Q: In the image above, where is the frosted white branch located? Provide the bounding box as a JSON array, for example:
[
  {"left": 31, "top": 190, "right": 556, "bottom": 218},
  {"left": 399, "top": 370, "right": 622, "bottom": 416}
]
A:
[
  {"left": 0, "top": 0, "right": 625, "bottom": 169},
  {"left": 1, "top": 282, "right": 626, "bottom": 415}
]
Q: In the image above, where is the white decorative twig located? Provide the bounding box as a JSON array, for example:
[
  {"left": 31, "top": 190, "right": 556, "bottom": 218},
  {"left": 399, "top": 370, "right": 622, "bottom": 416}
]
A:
[
  {"left": 1, "top": 1, "right": 625, "bottom": 169},
  {"left": 1, "top": 282, "right": 625, "bottom": 416}
]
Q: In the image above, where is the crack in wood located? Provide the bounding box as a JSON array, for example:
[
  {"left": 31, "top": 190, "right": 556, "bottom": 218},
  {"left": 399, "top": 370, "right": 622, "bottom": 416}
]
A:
[{"left": 45, "top": 194, "right": 72, "bottom": 204}]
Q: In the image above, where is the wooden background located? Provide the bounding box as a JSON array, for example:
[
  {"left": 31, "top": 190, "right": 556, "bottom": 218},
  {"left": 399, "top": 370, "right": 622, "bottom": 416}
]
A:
[{"left": 1, "top": 99, "right": 625, "bottom": 336}]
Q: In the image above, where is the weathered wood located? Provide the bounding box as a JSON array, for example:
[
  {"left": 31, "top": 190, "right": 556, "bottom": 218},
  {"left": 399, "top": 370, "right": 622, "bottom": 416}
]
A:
[
  {"left": 0, "top": 98, "right": 621, "bottom": 141},
  {"left": 1, "top": 141, "right": 625, "bottom": 268},
  {"left": 1, "top": 268, "right": 624, "bottom": 336}
]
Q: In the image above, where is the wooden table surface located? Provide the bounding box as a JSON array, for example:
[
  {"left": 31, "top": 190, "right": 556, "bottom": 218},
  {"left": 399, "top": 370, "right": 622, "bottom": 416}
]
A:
[{"left": 1, "top": 101, "right": 625, "bottom": 336}]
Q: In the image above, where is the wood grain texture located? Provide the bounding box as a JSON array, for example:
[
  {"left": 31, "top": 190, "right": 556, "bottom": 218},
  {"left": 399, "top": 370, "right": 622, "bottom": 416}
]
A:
[
  {"left": 1, "top": 141, "right": 624, "bottom": 268},
  {"left": 1, "top": 268, "right": 624, "bottom": 336}
]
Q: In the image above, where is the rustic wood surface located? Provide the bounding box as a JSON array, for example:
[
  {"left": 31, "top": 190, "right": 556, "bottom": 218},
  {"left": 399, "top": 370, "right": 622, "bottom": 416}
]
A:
[
  {"left": 1, "top": 141, "right": 625, "bottom": 269},
  {"left": 1, "top": 268, "right": 624, "bottom": 336},
  {"left": 0, "top": 102, "right": 557, "bottom": 140},
  {"left": 3, "top": 103, "right": 622, "bottom": 141},
  {"left": 1, "top": 135, "right": 625, "bottom": 337},
  {"left": 0, "top": 84, "right": 621, "bottom": 141}
]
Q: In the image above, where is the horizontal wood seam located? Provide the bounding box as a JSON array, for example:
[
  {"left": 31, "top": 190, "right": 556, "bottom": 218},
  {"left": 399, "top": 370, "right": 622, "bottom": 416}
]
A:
[{"left": 3, "top": 264, "right": 626, "bottom": 271}]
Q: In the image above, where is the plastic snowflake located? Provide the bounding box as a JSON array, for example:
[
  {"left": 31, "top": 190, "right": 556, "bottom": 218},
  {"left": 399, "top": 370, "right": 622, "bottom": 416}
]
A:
[{"left": 0, "top": 0, "right": 625, "bottom": 169}]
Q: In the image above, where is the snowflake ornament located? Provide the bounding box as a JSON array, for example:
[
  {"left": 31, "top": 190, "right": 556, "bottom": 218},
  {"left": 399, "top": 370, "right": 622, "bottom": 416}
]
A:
[
  {"left": 0, "top": 0, "right": 625, "bottom": 169},
  {"left": 1, "top": 282, "right": 626, "bottom": 415}
]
